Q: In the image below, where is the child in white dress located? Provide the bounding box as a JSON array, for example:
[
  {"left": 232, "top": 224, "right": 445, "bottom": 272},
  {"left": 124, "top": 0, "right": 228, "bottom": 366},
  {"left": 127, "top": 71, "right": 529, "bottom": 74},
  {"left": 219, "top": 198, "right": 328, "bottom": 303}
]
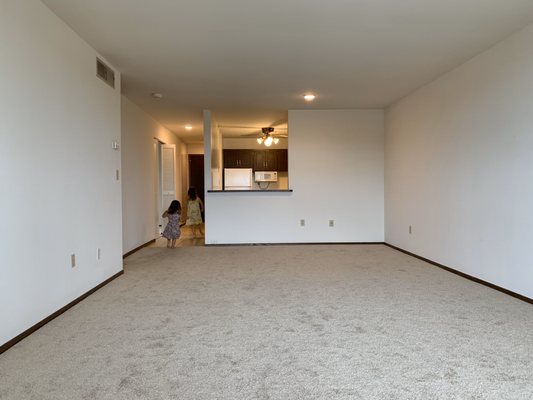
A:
[{"left": 186, "top": 187, "right": 204, "bottom": 237}]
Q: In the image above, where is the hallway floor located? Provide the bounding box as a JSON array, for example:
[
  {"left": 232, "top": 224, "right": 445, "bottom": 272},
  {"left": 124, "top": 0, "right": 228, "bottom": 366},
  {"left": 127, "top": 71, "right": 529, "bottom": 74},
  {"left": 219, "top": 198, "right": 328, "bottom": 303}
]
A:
[{"left": 150, "top": 224, "right": 205, "bottom": 248}]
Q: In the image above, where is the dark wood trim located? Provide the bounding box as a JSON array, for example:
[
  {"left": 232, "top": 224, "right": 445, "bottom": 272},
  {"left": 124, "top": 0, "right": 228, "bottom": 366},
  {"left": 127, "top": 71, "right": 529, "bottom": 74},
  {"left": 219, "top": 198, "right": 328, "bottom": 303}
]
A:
[
  {"left": 0, "top": 270, "right": 124, "bottom": 355},
  {"left": 385, "top": 243, "right": 532, "bottom": 305},
  {"left": 205, "top": 242, "right": 385, "bottom": 247},
  {"left": 123, "top": 239, "right": 156, "bottom": 259}
]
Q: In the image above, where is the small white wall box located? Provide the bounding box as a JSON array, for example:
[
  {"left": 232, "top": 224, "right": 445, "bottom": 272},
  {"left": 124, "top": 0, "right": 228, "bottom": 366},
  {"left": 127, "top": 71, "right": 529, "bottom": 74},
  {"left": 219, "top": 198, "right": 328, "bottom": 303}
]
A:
[{"left": 255, "top": 171, "right": 278, "bottom": 182}]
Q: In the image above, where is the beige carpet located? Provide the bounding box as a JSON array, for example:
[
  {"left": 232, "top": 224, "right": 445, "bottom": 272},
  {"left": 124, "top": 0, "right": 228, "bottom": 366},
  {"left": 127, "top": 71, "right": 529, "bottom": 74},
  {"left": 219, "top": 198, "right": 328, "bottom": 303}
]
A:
[{"left": 1, "top": 245, "right": 532, "bottom": 399}]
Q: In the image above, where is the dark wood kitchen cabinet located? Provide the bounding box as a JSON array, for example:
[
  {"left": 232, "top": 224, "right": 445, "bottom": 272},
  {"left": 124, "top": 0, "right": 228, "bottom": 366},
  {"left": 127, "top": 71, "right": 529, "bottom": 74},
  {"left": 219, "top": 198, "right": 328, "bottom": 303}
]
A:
[
  {"left": 223, "top": 150, "right": 254, "bottom": 168},
  {"left": 254, "top": 150, "right": 278, "bottom": 171},
  {"left": 224, "top": 149, "right": 288, "bottom": 171},
  {"left": 276, "top": 149, "right": 288, "bottom": 172}
]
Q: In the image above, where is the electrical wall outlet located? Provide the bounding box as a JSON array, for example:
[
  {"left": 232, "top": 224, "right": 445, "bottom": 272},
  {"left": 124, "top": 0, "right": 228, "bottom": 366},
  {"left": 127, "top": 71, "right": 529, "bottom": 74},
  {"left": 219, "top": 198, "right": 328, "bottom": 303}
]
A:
[
  {"left": 71, "top": 254, "right": 76, "bottom": 268},
  {"left": 329, "top": 220, "right": 334, "bottom": 227},
  {"left": 300, "top": 219, "right": 305, "bottom": 227},
  {"left": 409, "top": 225, "right": 412, "bottom": 234},
  {"left": 97, "top": 248, "right": 101, "bottom": 260}
]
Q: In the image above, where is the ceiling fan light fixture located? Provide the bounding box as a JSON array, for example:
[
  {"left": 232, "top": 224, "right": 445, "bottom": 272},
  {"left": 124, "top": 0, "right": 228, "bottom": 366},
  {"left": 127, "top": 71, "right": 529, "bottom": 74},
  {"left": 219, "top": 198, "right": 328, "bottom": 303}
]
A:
[{"left": 254, "top": 127, "right": 284, "bottom": 146}]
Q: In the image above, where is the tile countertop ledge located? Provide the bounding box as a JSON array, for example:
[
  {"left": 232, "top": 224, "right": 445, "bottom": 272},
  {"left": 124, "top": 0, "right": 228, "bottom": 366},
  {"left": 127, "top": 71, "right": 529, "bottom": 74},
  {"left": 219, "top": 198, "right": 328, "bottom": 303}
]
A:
[{"left": 207, "top": 189, "right": 293, "bottom": 193}]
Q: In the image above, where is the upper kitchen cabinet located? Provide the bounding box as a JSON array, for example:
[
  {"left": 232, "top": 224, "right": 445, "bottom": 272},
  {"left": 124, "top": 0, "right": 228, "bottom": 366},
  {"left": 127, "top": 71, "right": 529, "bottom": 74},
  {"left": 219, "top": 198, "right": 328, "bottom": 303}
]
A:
[
  {"left": 223, "top": 148, "right": 288, "bottom": 171},
  {"left": 223, "top": 149, "right": 254, "bottom": 168},
  {"left": 276, "top": 149, "right": 288, "bottom": 172},
  {"left": 254, "top": 150, "right": 278, "bottom": 171}
]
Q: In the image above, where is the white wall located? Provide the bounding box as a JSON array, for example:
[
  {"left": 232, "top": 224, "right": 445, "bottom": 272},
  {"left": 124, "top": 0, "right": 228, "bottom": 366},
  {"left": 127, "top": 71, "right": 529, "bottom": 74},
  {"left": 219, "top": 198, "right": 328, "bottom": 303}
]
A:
[
  {"left": 187, "top": 143, "right": 204, "bottom": 155},
  {"left": 203, "top": 110, "right": 213, "bottom": 192},
  {"left": 202, "top": 110, "right": 223, "bottom": 192},
  {"left": 206, "top": 110, "right": 384, "bottom": 244},
  {"left": 121, "top": 96, "right": 186, "bottom": 254},
  {"left": 0, "top": 1, "right": 122, "bottom": 346},
  {"left": 385, "top": 24, "right": 533, "bottom": 298},
  {"left": 211, "top": 118, "right": 223, "bottom": 191}
]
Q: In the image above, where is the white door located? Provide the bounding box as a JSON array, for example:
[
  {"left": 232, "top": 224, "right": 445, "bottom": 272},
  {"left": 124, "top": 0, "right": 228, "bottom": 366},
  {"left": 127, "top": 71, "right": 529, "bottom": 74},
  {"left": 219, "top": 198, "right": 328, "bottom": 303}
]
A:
[
  {"left": 154, "top": 140, "right": 163, "bottom": 235},
  {"left": 161, "top": 144, "right": 176, "bottom": 217}
]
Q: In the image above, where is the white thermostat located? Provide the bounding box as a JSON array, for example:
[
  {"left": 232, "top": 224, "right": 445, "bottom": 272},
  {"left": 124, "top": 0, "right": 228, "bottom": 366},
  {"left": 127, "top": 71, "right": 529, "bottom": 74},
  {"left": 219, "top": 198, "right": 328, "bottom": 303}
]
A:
[{"left": 255, "top": 171, "right": 278, "bottom": 182}]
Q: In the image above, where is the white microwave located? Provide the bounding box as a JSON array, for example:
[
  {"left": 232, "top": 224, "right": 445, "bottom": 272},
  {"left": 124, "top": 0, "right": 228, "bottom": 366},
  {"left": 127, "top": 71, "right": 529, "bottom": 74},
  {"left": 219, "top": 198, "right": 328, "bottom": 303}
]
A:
[{"left": 254, "top": 171, "right": 278, "bottom": 182}]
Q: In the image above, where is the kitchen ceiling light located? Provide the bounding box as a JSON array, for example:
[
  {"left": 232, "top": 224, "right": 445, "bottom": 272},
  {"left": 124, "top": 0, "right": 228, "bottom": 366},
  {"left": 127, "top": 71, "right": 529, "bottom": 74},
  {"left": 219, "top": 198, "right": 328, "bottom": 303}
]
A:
[
  {"left": 185, "top": 125, "right": 193, "bottom": 130},
  {"left": 151, "top": 92, "right": 163, "bottom": 100},
  {"left": 303, "top": 93, "right": 316, "bottom": 102},
  {"left": 256, "top": 127, "right": 283, "bottom": 147}
]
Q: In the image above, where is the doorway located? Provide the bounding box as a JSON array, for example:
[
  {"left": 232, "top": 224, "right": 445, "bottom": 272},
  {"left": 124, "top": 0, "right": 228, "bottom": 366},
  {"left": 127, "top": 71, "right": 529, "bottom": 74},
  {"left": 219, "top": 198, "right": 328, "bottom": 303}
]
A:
[
  {"left": 150, "top": 148, "right": 205, "bottom": 249},
  {"left": 188, "top": 154, "right": 205, "bottom": 220}
]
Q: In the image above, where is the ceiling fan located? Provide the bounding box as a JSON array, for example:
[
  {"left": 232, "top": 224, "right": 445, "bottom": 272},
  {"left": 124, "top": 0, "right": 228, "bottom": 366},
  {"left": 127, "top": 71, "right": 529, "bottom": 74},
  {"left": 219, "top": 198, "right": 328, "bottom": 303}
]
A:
[
  {"left": 254, "top": 127, "right": 288, "bottom": 146},
  {"left": 218, "top": 125, "right": 288, "bottom": 147}
]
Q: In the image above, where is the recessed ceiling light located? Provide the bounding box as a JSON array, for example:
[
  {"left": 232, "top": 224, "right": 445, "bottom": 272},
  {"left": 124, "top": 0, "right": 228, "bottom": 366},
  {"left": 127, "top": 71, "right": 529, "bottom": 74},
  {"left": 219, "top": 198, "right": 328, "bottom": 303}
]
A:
[
  {"left": 303, "top": 93, "right": 316, "bottom": 102},
  {"left": 185, "top": 125, "right": 193, "bottom": 130},
  {"left": 151, "top": 92, "right": 163, "bottom": 100}
]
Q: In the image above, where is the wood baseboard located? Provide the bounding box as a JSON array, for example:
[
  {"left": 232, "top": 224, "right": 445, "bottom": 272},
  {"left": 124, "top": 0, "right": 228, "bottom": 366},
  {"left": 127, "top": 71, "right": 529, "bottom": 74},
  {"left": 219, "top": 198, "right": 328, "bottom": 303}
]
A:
[
  {"left": 123, "top": 239, "right": 156, "bottom": 258},
  {"left": 385, "top": 243, "right": 532, "bottom": 305},
  {"left": 0, "top": 270, "right": 124, "bottom": 355}
]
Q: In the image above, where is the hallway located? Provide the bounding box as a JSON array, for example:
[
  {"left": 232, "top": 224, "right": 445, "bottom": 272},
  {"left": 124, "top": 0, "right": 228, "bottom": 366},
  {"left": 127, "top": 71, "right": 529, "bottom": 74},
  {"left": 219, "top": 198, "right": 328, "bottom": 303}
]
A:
[{"left": 150, "top": 224, "right": 206, "bottom": 248}]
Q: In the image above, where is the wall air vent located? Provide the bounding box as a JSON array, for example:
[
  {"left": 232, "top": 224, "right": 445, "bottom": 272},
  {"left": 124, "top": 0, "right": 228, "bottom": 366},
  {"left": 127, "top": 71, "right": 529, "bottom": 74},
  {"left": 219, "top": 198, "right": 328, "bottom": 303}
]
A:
[{"left": 96, "top": 58, "right": 115, "bottom": 88}]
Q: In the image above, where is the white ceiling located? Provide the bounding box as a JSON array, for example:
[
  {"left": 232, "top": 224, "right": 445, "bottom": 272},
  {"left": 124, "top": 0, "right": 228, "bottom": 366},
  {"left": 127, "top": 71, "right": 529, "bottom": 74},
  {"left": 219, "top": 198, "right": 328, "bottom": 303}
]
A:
[{"left": 42, "top": 0, "right": 533, "bottom": 142}]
